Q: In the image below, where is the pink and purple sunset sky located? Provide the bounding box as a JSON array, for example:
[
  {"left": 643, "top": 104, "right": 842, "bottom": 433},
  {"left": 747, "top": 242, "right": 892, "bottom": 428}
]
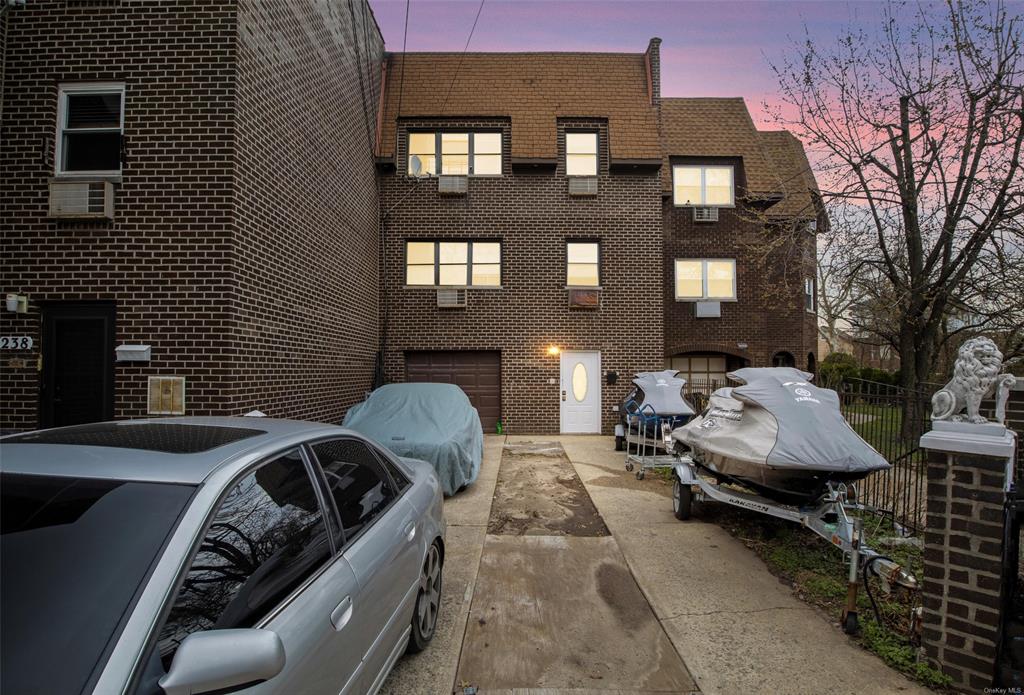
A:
[{"left": 367, "top": 0, "right": 907, "bottom": 129}]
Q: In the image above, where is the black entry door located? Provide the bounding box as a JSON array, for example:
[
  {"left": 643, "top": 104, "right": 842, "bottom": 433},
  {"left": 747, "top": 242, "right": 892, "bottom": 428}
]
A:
[{"left": 40, "top": 303, "right": 115, "bottom": 428}]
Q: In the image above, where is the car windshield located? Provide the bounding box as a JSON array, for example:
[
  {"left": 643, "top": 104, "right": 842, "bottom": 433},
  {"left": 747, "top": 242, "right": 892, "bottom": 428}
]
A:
[{"left": 1, "top": 473, "right": 194, "bottom": 695}]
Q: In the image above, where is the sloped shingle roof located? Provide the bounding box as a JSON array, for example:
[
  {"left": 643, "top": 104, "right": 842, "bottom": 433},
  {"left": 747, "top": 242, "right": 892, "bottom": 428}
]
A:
[
  {"left": 756, "top": 130, "right": 819, "bottom": 218},
  {"left": 378, "top": 52, "right": 660, "bottom": 161},
  {"left": 659, "top": 98, "right": 782, "bottom": 197}
]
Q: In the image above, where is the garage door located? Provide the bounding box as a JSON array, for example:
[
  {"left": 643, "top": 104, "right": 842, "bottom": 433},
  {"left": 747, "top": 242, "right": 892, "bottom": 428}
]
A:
[{"left": 405, "top": 351, "right": 501, "bottom": 431}]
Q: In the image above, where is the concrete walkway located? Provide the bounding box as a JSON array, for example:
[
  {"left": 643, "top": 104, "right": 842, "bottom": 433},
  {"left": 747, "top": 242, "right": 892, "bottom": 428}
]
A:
[{"left": 382, "top": 434, "right": 930, "bottom": 695}]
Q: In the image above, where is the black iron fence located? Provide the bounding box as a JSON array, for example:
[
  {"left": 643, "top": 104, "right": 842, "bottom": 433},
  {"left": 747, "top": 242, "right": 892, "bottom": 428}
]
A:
[{"left": 681, "top": 376, "right": 931, "bottom": 535}]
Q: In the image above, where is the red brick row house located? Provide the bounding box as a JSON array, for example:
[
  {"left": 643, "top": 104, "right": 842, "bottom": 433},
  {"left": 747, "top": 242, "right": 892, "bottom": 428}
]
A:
[{"left": 1, "top": 2, "right": 819, "bottom": 435}]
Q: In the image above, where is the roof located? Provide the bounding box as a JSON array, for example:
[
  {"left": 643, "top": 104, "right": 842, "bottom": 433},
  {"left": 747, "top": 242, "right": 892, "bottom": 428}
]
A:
[
  {"left": 378, "top": 52, "right": 661, "bottom": 162},
  {"left": 0, "top": 417, "right": 353, "bottom": 484},
  {"left": 757, "top": 130, "right": 819, "bottom": 218},
  {"left": 659, "top": 98, "right": 782, "bottom": 197}
]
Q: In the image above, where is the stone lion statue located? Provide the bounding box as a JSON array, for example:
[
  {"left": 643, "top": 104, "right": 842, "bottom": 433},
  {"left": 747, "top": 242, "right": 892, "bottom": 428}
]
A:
[{"left": 931, "top": 336, "right": 1016, "bottom": 425}]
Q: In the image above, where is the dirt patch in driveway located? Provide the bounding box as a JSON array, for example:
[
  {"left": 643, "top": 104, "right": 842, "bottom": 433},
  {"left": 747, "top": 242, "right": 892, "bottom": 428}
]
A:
[{"left": 488, "top": 441, "right": 609, "bottom": 536}]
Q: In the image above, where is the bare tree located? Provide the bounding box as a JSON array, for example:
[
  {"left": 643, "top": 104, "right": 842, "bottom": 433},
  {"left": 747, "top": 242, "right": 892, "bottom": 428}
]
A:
[{"left": 768, "top": 0, "right": 1024, "bottom": 415}]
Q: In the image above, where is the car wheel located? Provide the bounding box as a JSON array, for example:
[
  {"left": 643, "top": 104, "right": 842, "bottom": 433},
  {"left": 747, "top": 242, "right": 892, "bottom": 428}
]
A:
[{"left": 407, "top": 541, "right": 442, "bottom": 653}]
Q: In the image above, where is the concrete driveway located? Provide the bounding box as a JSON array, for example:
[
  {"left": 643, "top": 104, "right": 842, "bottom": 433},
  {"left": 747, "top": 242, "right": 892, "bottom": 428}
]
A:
[{"left": 382, "top": 434, "right": 929, "bottom": 695}]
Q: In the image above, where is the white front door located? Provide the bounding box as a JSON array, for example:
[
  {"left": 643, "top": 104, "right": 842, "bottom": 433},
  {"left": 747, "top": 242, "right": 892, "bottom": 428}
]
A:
[{"left": 560, "top": 351, "right": 601, "bottom": 433}]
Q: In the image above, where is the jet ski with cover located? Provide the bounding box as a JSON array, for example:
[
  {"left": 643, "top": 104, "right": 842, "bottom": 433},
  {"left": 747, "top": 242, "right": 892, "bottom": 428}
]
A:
[
  {"left": 616, "top": 370, "right": 696, "bottom": 450},
  {"left": 671, "top": 367, "right": 889, "bottom": 503}
]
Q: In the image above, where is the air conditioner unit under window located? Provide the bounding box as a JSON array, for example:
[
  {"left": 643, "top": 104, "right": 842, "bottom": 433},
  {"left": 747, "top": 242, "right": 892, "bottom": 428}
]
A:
[
  {"left": 693, "top": 207, "right": 718, "bottom": 223},
  {"left": 49, "top": 180, "right": 114, "bottom": 219},
  {"left": 568, "top": 288, "right": 600, "bottom": 308},
  {"left": 438, "top": 175, "right": 467, "bottom": 195},
  {"left": 568, "top": 177, "right": 598, "bottom": 197},
  {"left": 436, "top": 289, "right": 467, "bottom": 308},
  {"left": 695, "top": 301, "right": 721, "bottom": 318}
]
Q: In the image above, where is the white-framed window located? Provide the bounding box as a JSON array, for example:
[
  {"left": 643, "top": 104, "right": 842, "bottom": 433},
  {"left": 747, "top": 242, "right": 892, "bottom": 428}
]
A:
[
  {"left": 405, "top": 240, "right": 502, "bottom": 287},
  {"left": 566, "top": 241, "right": 600, "bottom": 287},
  {"left": 56, "top": 83, "right": 125, "bottom": 175},
  {"left": 804, "top": 277, "right": 815, "bottom": 313},
  {"left": 674, "top": 259, "right": 736, "bottom": 301},
  {"left": 406, "top": 132, "right": 502, "bottom": 176},
  {"left": 565, "top": 132, "right": 598, "bottom": 176},
  {"left": 672, "top": 165, "right": 734, "bottom": 207}
]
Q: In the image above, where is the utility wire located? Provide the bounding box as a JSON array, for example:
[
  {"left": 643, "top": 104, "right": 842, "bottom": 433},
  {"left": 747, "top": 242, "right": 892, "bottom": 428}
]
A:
[{"left": 439, "top": 0, "right": 485, "bottom": 115}]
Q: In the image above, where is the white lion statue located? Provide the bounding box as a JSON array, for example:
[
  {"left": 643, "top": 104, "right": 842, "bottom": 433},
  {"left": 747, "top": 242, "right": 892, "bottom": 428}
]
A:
[{"left": 931, "top": 336, "right": 1016, "bottom": 425}]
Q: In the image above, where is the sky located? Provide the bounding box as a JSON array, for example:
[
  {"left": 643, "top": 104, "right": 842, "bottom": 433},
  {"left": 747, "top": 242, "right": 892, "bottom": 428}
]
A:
[{"left": 367, "top": 0, "right": 899, "bottom": 129}]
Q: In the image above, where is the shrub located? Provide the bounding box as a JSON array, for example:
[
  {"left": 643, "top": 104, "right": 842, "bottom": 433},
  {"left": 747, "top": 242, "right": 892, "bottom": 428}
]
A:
[{"left": 819, "top": 352, "right": 860, "bottom": 388}]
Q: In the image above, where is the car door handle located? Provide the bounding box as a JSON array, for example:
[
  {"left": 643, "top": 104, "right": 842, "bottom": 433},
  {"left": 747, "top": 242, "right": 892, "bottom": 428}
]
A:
[
  {"left": 404, "top": 522, "right": 416, "bottom": 542},
  {"left": 331, "top": 596, "right": 353, "bottom": 631}
]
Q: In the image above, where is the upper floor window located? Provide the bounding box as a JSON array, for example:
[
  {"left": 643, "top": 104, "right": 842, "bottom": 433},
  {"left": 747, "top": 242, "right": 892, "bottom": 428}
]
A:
[
  {"left": 674, "top": 259, "right": 736, "bottom": 301},
  {"left": 407, "top": 132, "right": 502, "bottom": 176},
  {"left": 566, "top": 241, "right": 600, "bottom": 287},
  {"left": 672, "top": 165, "right": 734, "bottom": 207},
  {"left": 57, "top": 83, "right": 125, "bottom": 175},
  {"left": 565, "top": 132, "right": 598, "bottom": 176},
  {"left": 804, "top": 277, "right": 815, "bottom": 313},
  {"left": 405, "top": 240, "right": 501, "bottom": 287}
]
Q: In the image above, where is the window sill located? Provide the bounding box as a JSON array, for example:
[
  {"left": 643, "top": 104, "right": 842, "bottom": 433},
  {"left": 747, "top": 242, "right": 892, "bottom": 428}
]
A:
[
  {"left": 51, "top": 173, "right": 122, "bottom": 184},
  {"left": 675, "top": 298, "right": 737, "bottom": 303},
  {"left": 403, "top": 285, "right": 503, "bottom": 290},
  {"left": 672, "top": 203, "right": 735, "bottom": 209},
  {"left": 565, "top": 285, "right": 602, "bottom": 290}
]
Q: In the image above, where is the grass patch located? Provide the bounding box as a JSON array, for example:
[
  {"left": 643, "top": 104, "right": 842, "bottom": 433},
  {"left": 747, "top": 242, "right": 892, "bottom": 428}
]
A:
[{"left": 708, "top": 505, "right": 952, "bottom": 691}]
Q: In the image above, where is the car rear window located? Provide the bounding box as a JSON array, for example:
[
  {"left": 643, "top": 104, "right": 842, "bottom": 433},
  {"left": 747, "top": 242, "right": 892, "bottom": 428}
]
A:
[{"left": 1, "top": 473, "right": 194, "bottom": 695}]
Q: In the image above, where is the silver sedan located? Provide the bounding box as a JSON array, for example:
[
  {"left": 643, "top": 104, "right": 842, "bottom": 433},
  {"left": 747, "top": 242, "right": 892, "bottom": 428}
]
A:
[{"left": 0, "top": 417, "right": 446, "bottom": 695}]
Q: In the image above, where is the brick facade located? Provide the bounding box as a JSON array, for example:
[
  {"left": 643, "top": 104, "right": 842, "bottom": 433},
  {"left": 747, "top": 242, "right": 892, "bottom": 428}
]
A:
[
  {"left": 380, "top": 119, "right": 664, "bottom": 435},
  {"left": 0, "top": 0, "right": 382, "bottom": 430}
]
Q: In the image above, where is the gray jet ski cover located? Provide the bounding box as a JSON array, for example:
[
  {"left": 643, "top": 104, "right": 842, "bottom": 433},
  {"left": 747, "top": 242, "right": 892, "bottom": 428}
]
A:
[
  {"left": 673, "top": 367, "right": 889, "bottom": 473},
  {"left": 631, "top": 370, "right": 696, "bottom": 416}
]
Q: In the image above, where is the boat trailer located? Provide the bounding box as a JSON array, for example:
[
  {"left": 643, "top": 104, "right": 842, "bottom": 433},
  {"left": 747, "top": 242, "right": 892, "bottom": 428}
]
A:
[{"left": 670, "top": 451, "right": 919, "bottom": 634}]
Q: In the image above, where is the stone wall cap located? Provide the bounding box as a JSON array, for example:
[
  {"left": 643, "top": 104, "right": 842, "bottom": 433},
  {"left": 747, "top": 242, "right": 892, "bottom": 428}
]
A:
[{"left": 920, "top": 421, "right": 1017, "bottom": 459}]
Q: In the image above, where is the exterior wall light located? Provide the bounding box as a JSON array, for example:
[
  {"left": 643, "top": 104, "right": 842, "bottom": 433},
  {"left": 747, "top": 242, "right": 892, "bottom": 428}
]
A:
[
  {"left": 5, "top": 293, "right": 28, "bottom": 313},
  {"left": 547, "top": 345, "right": 561, "bottom": 356}
]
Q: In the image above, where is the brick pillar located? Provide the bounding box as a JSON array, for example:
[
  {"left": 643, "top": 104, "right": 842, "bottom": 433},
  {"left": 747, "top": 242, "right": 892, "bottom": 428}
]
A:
[{"left": 920, "top": 421, "right": 1017, "bottom": 691}]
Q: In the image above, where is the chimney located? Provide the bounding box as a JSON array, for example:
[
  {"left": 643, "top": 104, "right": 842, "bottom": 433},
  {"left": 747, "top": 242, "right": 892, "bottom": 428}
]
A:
[{"left": 645, "top": 37, "right": 662, "bottom": 105}]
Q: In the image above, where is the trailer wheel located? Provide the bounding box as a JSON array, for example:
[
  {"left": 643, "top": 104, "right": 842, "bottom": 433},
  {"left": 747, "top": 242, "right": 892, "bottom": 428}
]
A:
[{"left": 673, "top": 476, "right": 692, "bottom": 520}]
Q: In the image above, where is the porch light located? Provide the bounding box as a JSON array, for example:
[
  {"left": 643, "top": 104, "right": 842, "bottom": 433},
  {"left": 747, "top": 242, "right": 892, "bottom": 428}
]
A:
[{"left": 547, "top": 345, "right": 561, "bottom": 356}]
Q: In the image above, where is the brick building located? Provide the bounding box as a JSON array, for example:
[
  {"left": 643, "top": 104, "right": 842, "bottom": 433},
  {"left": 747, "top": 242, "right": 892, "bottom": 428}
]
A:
[
  {"left": 2, "top": 8, "right": 819, "bottom": 436},
  {"left": 0, "top": 0, "right": 384, "bottom": 431}
]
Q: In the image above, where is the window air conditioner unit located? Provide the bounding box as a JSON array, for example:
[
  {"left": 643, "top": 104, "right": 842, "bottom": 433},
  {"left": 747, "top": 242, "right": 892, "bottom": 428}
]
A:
[
  {"left": 436, "top": 289, "right": 467, "bottom": 308},
  {"left": 49, "top": 180, "right": 114, "bottom": 219},
  {"left": 568, "top": 288, "right": 600, "bottom": 308},
  {"left": 437, "top": 175, "right": 467, "bottom": 195},
  {"left": 568, "top": 177, "right": 598, "bottom": 197},
  {"left": 693, "top": 207, "right": 718, "bottom": 223},
  {"left": 695, "top": 301, "right": 721, "bottom": 318}
]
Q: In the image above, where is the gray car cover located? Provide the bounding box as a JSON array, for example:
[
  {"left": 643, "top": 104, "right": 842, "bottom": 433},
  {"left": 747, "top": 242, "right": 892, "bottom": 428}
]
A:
[
  {"left": 631, "top": 371, "right": 696, "bottom": 416},
  {"left": 674, "top": 367, "right": 889, "bottom": 473},
  {"left": 343, "top": 383, "right": 483, "bottom": 496}
]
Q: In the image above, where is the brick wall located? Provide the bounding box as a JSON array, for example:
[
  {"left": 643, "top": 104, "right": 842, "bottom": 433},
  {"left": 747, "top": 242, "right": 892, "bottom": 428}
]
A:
[
  {"left": 662, "top": 167, "right": 818, "bottom": 370},
  {"left": 227, "top": 0, "right": 383, "bottom": 422},
  {"left": 0, "top": 0, "right": 238, "bottom": 430},
  {"left": 380, "top": 119, "right": 664, "bottom": 434},
  {"left": 0, "top": 0, "right": 382, "bottom": 430},
  {"left": 922, "top": 447, "right": 1008, "bottom": 690}
]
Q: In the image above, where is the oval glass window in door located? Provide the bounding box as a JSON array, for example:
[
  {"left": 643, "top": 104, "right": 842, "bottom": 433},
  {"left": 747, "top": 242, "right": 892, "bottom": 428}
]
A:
[{"left": 572, "top": 362, "right": 588, "bottom": 402}]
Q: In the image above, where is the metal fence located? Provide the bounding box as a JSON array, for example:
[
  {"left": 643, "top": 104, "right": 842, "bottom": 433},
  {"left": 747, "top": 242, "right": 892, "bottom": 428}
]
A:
[{"left": 681, "top": 376, "right": 931, "bottom": 535}]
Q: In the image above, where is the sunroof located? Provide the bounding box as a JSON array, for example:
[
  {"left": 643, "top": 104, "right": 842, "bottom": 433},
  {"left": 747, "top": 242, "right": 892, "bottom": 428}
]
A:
[{"left": 4, "top": 423, "right": 266, "bottom": 454}]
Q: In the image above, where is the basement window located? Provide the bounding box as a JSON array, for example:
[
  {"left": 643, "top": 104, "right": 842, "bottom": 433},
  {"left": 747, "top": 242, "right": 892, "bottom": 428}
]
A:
[{"left": 56, "top": 83, "right": 125, "bottom": 175}]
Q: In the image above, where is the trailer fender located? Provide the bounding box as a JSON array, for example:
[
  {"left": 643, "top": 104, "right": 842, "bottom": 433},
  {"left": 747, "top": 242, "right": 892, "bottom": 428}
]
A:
[{"left": 673, "top": 462, "right": 699, "bottom": 485}]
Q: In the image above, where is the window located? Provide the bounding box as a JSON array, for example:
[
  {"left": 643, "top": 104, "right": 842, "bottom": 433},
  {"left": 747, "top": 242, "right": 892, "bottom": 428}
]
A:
[
  {"left": 667, "top": 354, "right": 728, "bottom": 389},
  {"left": 312, "top": 439, "right": 397, "bottom": 541},
  {"left": 566, "top": 241, "right": 600, "bottom": 287},
  {"left": 674, "top": 259, "right": 736, "bottom": 301},
  {"left": 565, "top": 132, "right": 598, "bottom": 176},
  {"left": 157, "top": 449, "right": 330, "bottom": 666},
  {"left": 407, "top": 132, "right": 502, "bottom": 176},
  {"left": 672, "top": 165, "right": 734, "bottom": 207},
  {"left": 56, "top": 83, "right": 124, "bottom": 174},
  {"left": 405, "top": 240, "right": 501, "bottom": 287},
  {"left": 804, "top": 277, "right": 815, "bottom": 313}
]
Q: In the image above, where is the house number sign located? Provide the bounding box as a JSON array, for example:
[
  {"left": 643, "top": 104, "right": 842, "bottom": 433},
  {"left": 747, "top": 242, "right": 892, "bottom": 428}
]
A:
[{"left": 0, "top": 336, "right": 34, "bottom": 350}]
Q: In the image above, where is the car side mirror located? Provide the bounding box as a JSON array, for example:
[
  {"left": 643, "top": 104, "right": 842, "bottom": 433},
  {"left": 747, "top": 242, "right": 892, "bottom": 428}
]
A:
[{"left": 159, "top": 629, "right": 285, "bottom": 695}]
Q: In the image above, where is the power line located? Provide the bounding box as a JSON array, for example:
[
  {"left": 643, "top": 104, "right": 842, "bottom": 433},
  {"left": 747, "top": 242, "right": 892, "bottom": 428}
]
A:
[{"left": 439, "top": 0, "right": 485, "bottom": 115}]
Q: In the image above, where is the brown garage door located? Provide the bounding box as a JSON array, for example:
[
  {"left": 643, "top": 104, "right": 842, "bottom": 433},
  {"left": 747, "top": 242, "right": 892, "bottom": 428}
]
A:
[{"left": 405, "top": 351, "right": 501, "bottom": 431}]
